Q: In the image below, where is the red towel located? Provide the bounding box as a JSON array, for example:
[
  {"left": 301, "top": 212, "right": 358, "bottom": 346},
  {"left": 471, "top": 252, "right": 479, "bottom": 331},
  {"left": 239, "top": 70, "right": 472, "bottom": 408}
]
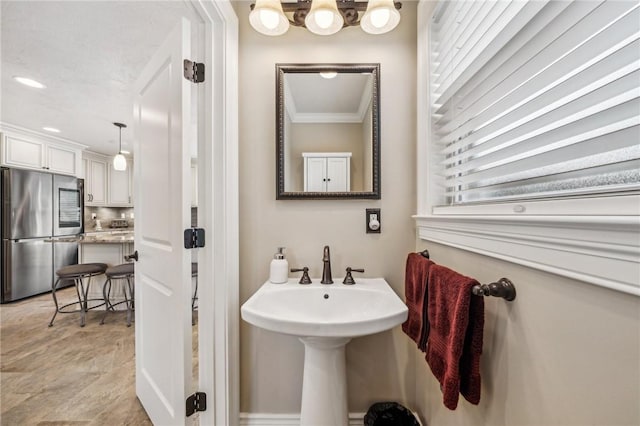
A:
[
  {"left": 425, "top": 264, "right": 484, "bottom": 410},
  {"left": 401, "top": 253, "right": 434, "bottom": 351}
]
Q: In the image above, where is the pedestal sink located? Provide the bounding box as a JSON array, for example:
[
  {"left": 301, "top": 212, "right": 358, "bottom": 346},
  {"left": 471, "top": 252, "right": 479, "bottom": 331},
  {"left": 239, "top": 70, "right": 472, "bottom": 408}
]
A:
[{"left": 241, "top": 278, "right": 408, "bottom": 426}]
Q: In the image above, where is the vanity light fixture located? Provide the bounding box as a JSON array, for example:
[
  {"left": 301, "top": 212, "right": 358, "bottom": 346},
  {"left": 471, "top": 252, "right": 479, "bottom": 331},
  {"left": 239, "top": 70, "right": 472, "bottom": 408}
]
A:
[
  {"left": 42, "top": 127, "right": 61, "bottom": 133},
  {"left": 113, "top": 122, "right": 127, "bottom": 171},
  {"left": 249, "top": 0, "right": 401, "bottom": 36}
]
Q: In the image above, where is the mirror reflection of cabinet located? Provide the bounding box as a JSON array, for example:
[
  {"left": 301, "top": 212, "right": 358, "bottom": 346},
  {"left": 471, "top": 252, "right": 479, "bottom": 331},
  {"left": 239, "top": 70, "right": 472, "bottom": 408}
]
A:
[{"left": 303, "top": 152, "right": 351, "bottom": 192}]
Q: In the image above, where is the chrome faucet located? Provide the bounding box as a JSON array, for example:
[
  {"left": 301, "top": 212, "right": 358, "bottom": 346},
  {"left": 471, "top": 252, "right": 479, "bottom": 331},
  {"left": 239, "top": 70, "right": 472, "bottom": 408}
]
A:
[{"left": 321, "top": 245, "right": 333, "bottom": 284}]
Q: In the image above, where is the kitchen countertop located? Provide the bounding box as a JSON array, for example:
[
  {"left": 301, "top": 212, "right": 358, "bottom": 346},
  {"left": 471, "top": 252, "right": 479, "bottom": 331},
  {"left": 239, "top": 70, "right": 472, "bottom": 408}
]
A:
[{"left": 80, "top": 230, "right": 134, "bottom": 244}]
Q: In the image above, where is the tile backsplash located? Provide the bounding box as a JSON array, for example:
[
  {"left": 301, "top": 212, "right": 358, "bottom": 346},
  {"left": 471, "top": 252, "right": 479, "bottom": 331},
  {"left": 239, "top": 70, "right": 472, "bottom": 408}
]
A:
[
  {"left": 84, "top": 206, "right": 134, "bottom": 231},
  {"left": 84, "top": 207, "right": 195, "bottom": 231}
]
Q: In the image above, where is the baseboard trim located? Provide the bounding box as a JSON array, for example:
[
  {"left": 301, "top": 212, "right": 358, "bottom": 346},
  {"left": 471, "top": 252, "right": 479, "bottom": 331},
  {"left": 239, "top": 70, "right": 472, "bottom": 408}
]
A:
[
  {"left": 238, "top": 412, "right": 366, "bottom": 426},
  {"left": 239, "top": 411, "right": 422, "bottom": 426}
]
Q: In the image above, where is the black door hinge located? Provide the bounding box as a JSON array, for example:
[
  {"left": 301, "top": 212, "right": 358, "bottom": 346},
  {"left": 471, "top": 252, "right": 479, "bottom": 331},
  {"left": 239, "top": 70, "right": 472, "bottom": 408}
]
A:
[
  {"left": 184, "top": 228, "right": 205, "bottom": 249},
  {"left": 184, "top": 59, "right": 205, "bottom": 83},
  {"left": 186, "top": 391, "right": 207, "bottom": 417}
]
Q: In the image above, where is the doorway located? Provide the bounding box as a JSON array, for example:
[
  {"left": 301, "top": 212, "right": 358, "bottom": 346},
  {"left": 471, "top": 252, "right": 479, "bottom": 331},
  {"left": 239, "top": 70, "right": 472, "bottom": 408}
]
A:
[{"left": 0, "top": 1, "right": 238, "bottom": 424}]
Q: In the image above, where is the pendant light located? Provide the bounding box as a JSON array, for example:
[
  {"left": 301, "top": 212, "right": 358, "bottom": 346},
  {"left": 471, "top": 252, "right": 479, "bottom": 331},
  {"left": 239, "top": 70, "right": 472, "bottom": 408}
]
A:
[
  {"left": 249, "top": 0, "right": 289, "bottom": 36},
  {"left": 361, "top": 0, "right": 400, "bottom": 34},
  {"left": 113, "top": 122, "right": 127, "bottom": 171},
  {"left": 305, "top": 0, "right": 344, "bottom": 36}
]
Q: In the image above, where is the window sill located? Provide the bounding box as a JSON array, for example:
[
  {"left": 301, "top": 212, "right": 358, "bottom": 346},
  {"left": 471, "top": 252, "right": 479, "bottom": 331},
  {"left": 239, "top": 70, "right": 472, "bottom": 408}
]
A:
[{"left": 414, "top": 212, "right": 640, "bottom": 296}]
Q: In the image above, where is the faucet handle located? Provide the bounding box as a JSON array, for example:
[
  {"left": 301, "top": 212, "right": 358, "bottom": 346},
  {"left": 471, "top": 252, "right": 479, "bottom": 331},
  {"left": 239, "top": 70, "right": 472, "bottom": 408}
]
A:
[
  {"left": 291, "top": 267, "right": 312, "bottom": 285},
  {"left": 343, "top": 267, "right": 365, "bottom": 285}
]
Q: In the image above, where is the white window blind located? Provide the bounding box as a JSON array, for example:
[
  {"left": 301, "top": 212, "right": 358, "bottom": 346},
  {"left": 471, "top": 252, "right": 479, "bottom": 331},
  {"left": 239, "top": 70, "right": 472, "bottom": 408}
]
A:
[{"left": 430, "top": 0, "right": 640, "bottom": 205}]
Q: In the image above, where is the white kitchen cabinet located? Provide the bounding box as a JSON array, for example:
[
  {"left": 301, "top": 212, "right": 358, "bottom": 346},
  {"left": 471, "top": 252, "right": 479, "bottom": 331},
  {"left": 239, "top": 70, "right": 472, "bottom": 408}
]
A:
[
  {"left": 303, "top": 152, "right": 351, "bottom": 192},
  {"left": 83, "top": 152, "right": 133, "bottom": 207},
  {"left": 83, "top": 154, "right": 108, "bottom": 206},
  {"left": 0, "top": 128, "right": 84, "bottom": 176},
  {"left": 108, "top": 160, "right": 133, "bottom": 206}
]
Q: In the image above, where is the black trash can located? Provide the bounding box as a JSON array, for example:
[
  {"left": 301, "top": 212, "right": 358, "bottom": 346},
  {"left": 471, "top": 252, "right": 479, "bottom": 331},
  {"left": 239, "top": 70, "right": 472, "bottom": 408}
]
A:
[{"left": 364, "top": 402, "right": 420, "bottom": 426}]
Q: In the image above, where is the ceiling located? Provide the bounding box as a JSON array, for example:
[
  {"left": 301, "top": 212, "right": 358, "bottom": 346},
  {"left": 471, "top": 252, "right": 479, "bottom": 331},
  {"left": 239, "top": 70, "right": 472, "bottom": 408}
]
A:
[
  {"left": 0, "top": 1, "right": 191, "bottom": 156},
  {"left": 284, "top": 73, "right": 373, "bottom": 123}
]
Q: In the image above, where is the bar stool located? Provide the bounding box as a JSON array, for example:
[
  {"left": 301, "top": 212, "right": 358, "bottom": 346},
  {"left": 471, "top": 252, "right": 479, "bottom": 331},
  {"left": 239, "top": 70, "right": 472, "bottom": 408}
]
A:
[
  {"left": 101, "top": 263, "right": 135, "bottom": 327},
  {"left": 49, "top": 263, "right": 108, "bottom": 327},
  {"left": 191, "top": 262, "right": 198, "bottom": 325}
]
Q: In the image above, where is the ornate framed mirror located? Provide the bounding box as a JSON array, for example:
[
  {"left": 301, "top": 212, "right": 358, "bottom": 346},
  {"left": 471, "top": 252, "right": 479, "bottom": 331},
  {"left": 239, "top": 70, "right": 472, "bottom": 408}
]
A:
[{"left": 276, "top": 63, "right": 381, "bottom": 200}]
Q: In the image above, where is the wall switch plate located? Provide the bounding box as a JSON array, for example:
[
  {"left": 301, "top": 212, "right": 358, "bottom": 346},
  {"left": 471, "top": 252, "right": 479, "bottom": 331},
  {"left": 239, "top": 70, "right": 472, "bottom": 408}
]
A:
[{"left": 366, "top": 208, "right": 381, "bottom": 233}]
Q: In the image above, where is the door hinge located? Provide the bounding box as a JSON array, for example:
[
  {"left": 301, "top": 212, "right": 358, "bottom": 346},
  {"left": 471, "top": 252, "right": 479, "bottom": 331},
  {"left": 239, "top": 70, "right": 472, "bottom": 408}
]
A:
[
  {"left": 186, "top": 391, "right": 207, "bottom": 417},
  {"left": 184, "top": 227, "right": 205, "bottom": 249},
  {"left": 184, "top": 59, "right": 205, "bottom": 83}
]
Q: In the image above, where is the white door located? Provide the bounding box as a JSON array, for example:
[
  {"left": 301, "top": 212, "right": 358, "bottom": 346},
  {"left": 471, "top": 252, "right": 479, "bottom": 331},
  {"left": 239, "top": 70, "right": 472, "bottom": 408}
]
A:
[{"left": 133, "top": 18, "right": 193, "bottom": 425}]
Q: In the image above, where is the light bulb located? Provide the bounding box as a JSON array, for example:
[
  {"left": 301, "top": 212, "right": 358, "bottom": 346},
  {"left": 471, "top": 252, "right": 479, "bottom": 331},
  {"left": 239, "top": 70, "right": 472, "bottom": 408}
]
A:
[
  {"left": 314, "top": 10, "right": 334, "bottom": 29},
  {"left": 305, "top": 0, "right": 343, "bottom": 35},
  {"left": 113, "top": 154, "right": 127, "bottom": 171},
  {"left": 260, "top": 9, "right": 280, "bottom": 30},
  {"left": 360, "top": 0, "right": 400, "bottom": 35},
  {"left": 249, "top": 0, "right": 289, "bottom": 36},
  {"left": 370, "top": 8, "right": 390, "bottom": 28}
]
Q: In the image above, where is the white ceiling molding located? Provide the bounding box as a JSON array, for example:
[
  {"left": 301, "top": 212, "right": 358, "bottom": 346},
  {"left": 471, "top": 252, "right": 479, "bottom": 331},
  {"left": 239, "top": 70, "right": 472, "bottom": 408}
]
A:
[{"left": 289, "top": 112, "right": 367, "bottom": 123}]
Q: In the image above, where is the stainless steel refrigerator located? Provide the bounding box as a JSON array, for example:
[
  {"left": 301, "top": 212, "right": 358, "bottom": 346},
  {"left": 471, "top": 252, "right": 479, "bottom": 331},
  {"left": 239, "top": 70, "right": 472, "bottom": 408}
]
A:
[{"left": 1, "top": 167, "right": 84, "bottom": 302}]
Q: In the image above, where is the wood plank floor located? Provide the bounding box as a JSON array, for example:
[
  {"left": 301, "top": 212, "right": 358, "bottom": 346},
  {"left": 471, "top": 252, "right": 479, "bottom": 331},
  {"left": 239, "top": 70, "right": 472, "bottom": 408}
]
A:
[{"left": 0, "top": 286, "right": 190, "bottom": 425}]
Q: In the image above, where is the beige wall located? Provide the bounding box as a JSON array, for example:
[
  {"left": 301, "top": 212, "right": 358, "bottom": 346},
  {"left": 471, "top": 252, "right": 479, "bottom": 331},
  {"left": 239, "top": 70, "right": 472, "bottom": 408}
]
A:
[
  {"left": 234, "top": 1, "right": 418, "bottom": 415},
  {"left": 414, "top": 241, "right": 640, "bottom": 426}
]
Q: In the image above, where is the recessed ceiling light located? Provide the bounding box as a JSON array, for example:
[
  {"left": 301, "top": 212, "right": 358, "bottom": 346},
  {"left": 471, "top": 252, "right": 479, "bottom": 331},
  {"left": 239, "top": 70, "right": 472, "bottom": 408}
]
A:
[
  {"left": 42, "top": 127, "right": 60, "bottom": 133},
  {"left": 120, "top": 150, "right": 130, "bottom": 154},
  {"left": 320, "top": 71, "right": 338, "bottom": 79},
  {"left": 13, "top": 76, "right": 46, "bottom": 89}
]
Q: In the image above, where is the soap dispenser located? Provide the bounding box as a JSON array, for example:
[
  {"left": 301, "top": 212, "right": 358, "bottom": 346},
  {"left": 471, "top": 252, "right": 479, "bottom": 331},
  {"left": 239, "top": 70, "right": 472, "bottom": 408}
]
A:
[{"left": 269, "top": 247, "right": 289, "bottom": 284}]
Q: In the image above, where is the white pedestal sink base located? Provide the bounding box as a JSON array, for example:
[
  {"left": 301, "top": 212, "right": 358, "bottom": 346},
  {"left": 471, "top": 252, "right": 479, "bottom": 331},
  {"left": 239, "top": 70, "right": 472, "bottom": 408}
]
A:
[
  {"left": 241, "top": 280, "right": 409, "bottom": 425},
  {"left": 299, "top": 337, "right": 352, "bottom": 426}
]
